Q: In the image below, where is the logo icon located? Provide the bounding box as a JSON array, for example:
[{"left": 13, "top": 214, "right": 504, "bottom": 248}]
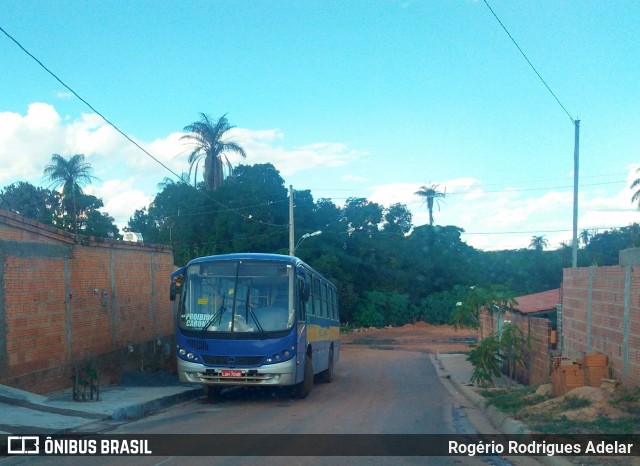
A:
[{"left": 8, "top": 436, "right": 40, "bottom": 454}]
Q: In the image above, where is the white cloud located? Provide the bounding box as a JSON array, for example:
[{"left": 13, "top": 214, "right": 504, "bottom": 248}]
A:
[
  {"left": 341, "top": 174, "right": 369, "bottom": 183},
  {"left": 4, "top": 103, "right": 637, "bottom": 251},
  {"left": 89, "top": 178, "right": 153, "bottom": 227},
  {"left": 233, "top": 128, "right": 363, "bottom": 176},
  {"left": 0, "top": 103, "right": 64, "bottom": 182},
  {"left": 0, "top": 103, "right": 367, "bottom": 230}
]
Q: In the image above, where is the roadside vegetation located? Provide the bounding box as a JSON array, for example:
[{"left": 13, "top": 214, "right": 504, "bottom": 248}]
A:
[{"left": 482, "top": 385, "right": 640, "bottom": 434}]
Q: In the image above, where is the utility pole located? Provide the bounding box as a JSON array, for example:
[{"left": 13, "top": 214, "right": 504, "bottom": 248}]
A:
[
  {"left": 572, "top": 119, "right": 580, "bottom": 268},
  {"left": 289, "top": 185, "right": 295, "bottom": 256}
]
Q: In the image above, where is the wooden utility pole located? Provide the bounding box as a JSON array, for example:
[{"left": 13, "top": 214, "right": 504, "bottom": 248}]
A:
[{"left": 572, "top": 120, "right": 580, "bottom": 268}]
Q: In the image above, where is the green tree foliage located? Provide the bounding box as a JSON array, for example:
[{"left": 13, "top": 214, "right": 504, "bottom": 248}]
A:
[
  {"left": 0, "top": 180, "right": 119, "bottom": 239},
  {"left": 382, "top": 202, "right": 413, "bottom": 235},
  {"left": 5, "top": 153, "right": 636, "bottom": 328},
  {"left": 181, "top": 113, "right": 247, "bottom": 191},
  {"left": 583, "top": 224, "right": 640, "bottom": 265},
  {"left": 414, "top": 183, "right": 446, "bottom": 226},
  {"left": 499, "top": 322, "right": 530, "bottom": 389},
  {"left": 82, "top": 209, "right": 120, "bottom": 238},
  {"left": 467, "top": 323, "right": 531, "bottom": 389},
  {"left": 0, "top": 181, "right": 60, "bottom": 225},
  {"left": 355, "top": 291, "right": 413, "bottom": 328},
  {"left": 630, "top": 167, "right": 640, "bottom": 207},
  {"left": 467, "top": 333, "right": 502, "bottom": 387},
  {"left": 451, "top": 285, "right": 517, "bottom": 339},
  {"left": 418, "top": 285, "right": 469, "bottom": 325},
  {"left": 529, "top": 235, "right": 549, "bottom": 251},
  {"left": 43, "top": 153, "right": 97, "bottom": 238},
  {"left": 116, "top": 161, "right": 639, "bottom": 327}
]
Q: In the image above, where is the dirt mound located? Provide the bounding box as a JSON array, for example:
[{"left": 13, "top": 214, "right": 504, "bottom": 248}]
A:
[
  {"left": 342, "top": 323, "right": 476, "bottom": 353},
  {"left": 521, "top": 386, "right": 625, "bottom": 422},
  {"left": 412, "top": 321, "right": 432, "bottom": 328}
]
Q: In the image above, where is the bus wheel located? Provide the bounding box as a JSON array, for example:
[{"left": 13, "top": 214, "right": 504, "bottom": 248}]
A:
[
  {"left": 203, "top": 385, "right": 223, "bottom": 401},
  {"left": 320, "top": 348, "right": 334, "bottom": 383},
  {"left": 295, "top": 354, "right": 314, "bottom": 399}
]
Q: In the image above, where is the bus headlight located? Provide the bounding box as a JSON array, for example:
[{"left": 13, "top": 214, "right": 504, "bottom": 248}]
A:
[
  {"left": 177, "top": 347, "right": 198, "bottom": 362},
  {"left": 265, "top": 347, "right": 296, "bottom": 364}
]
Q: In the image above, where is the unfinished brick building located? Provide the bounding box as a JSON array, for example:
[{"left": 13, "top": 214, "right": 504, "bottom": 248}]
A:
[
  {"left": 561, "top": 248, "right": 640, "bottom": 388},
  {"left": 0, "top": 209, "right": 175, "bottom": 393}
]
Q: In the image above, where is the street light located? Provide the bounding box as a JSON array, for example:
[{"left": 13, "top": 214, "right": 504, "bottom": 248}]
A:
[{"left": 294, "top": 230, "right": 322, "bottom": 254}]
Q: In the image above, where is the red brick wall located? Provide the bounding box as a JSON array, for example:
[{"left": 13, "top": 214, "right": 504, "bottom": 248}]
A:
[
  {"left": 4, "top": 256, "right": 69, "bottom": 374},
  {"left": 480, "top": 309, "right": 552, "bottom": 386},
  {"left": 0, "top": 209, "right": 175, "bottom": 393},
  {"left": 562, "top": 266, "right": 640, "bottom": 388}
]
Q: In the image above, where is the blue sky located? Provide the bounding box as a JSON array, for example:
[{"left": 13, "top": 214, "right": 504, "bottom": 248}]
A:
[{"left": 1, "top": 0, "right": 639, "bottom": 251}]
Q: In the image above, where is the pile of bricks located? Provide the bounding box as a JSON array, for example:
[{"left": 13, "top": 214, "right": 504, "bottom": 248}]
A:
[
  {"left": 580, "top": 353, "right": 610, "bottom": 387},
  {"left": 551, "top": 353, "right": 610, "bottom": 396}
]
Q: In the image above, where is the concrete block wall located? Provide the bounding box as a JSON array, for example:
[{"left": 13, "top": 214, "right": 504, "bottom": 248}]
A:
[
  {"left": 0, "top": 209, "right": 176, "bottom": 393},
  {"left": 562, "top": 266, "right": 640, "bottom": 387}
]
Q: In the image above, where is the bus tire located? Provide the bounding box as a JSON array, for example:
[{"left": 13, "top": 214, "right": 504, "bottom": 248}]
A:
[
  {"left": 320, "top": 348, "right": 334, "bottom": 383},
  {"left": 203, "top": 385, "right": 223, "bottom": 401},
  {"left": 295, "top": 354, "right": 314, "bottom": 399}
]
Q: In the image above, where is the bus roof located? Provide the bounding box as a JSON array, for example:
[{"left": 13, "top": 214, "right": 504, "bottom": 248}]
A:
[
  {"left": 173, "top": 253, "right": 335, "bottom": 287},
  {"left": 186, "top": 253, "right": 300, "bottom": 267}
]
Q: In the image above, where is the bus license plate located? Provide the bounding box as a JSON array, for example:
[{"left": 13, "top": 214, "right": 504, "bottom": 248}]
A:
[{"left": 220, "top": 370, "right": 242, "bottom": 378}]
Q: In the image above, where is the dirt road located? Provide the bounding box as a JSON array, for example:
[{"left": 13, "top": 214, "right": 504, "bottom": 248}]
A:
[{"left": 7, "top": 325, "right": 530, "bottom": 466}]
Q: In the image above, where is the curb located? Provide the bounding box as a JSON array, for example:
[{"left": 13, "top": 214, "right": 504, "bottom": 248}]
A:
[
  {"left": 110, "top": 387, "right": 202, "bottom": 420},
  {"left": 431, "top": 354, "right": 574, "bottom": 466}
]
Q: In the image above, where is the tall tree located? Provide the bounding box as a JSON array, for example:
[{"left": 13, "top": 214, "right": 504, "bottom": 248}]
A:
[
  {"left": 414, "top": 184, "right": 446, "bottom": 226},
  {"left": 43, "top": 153, "right": 96, "bottom": 238},
  {"left": 0, "top": 181, "right": 60, "bottom": 226},
  {"left": 579, "top": 229, "right": 594, "bottom": 247},
  {"left": 181, "top": 113, "right": 247, "bottom": 191},
  {"left": 382, "top": 202, "right": 413, "bottom": 235},
  {"left": 630, "top": 167, "right": 640, "bottom": 207},
  {"left": 529, "top": 235, "right": 549, "bottom": 252}
]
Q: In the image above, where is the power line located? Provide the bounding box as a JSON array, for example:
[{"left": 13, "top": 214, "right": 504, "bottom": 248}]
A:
[
  {"left": 0, "top": 24, "right": 288, "bottom": 229},
  {"left": 461, "top": 225, "right": 632, "bottom": 237},
  {"left": 305, "top": 171, "right": 629, "bottom": 193},
  {"left": 482, "top": 0, "right": 575, "bottom": 124}
]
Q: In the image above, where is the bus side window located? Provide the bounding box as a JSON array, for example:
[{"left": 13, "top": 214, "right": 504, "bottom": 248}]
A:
[
  {"left": 329, "top": 287, "right": 335, "bottom": 319},
  {"left": 320, "top": 282, "right": 327, "bottom": 317},
  {"left": 313, "top": 276, "right": 321, "bottom": 317}
]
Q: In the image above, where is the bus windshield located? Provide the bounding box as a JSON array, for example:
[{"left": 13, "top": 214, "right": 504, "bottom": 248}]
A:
[{"left": 177, "top": 260, "right": 293, "bottom": 334}]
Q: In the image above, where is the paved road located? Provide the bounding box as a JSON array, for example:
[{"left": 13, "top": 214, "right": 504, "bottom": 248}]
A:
[{"left": 2, "top": 345, "right": 533, "bottom": 466}]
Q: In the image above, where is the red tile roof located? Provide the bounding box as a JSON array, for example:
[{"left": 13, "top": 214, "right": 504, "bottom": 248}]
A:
[{"left": 514, "top": 288, "right": 560, "bottom": 314}]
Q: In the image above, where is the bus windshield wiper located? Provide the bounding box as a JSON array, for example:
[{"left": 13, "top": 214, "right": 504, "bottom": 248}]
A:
[
  {"left": 245, "top": 287, "right": 264, "bottom": 333},
  {"left": 200, "top": 296, "right": 226, "bottom": 332}
]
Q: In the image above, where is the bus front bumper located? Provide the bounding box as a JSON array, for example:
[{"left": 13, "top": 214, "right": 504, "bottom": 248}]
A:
[{"left": 178, "top": 357, "right": 298, "bottom": 387}]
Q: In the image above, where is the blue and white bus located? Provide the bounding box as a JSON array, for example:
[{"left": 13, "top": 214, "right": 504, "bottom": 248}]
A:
[{"left": 170, "top": 253, "right": 340, "bottom": 399}]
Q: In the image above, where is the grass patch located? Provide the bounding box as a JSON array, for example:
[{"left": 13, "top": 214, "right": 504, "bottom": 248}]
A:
[
  {"left": 524, "top": 414, "right": 638, "bottom": 435},
  {"left": 480, "top": 386, "right": 550, "bottom": 415},
  {"left": 479, "top": 384, "right": 640, "bottom": 434},
  {"left": 562, "top": 395, "right": 591, "bottom": 410}
]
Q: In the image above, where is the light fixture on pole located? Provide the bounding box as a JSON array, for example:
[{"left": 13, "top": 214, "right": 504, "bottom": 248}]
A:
[{"left": 294, "top": 230, "right": 322, "bottom": 254}]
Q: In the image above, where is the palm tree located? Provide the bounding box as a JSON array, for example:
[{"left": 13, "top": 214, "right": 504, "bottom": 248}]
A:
[
  {"left": 529, "top": 235, "right": 549, "bottom": 252},
  {"left": 43, "top": 153, "right": 97, "bottom": 238},
  {"left": 631, "top": 167, "right": 640, "bottom": 207},
  {"left": 157, "top": 172, "right": 190, "bottom": 191},
  {"left": 579, "top": 229, "right": 593, "bottom": 247},
  {"left": 181, "top": 113, "right": 247, "bottom": 191},
  {"left": 414, "top": 183, "right": 446, "bottom": 226}
]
